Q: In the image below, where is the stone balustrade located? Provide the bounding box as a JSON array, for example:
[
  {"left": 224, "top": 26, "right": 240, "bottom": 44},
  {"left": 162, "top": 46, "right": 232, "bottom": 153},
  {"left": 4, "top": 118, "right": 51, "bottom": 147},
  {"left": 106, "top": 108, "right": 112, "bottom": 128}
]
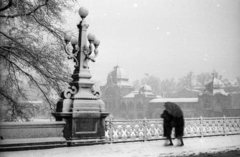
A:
[{"left": 0, "top": 121, "right": 66, "bottom": 151}]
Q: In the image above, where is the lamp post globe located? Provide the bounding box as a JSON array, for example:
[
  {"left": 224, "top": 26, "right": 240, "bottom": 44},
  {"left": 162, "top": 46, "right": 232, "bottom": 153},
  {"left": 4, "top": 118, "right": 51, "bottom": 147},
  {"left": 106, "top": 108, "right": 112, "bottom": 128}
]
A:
[
  {"left": 87, "top": 33, "right": 95, "bottom": 42},
  {"left": 93, "top": 38, "right": 100, "bottom": 47},
  {"left": 78, "top": 7, "right": 89, "bottom": 19},
  {"left": 64, "top": 34, "right": 72, "bottom": 43},
  {"left": 71, "top": 38, "right": 78, "bottom": 46}
]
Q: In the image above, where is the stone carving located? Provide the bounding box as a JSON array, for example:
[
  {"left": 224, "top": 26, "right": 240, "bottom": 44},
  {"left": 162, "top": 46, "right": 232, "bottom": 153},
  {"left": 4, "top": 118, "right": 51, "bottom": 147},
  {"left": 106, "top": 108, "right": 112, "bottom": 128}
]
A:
[{"left": 64, "top": 86, "right": 78, "bottom": 99}]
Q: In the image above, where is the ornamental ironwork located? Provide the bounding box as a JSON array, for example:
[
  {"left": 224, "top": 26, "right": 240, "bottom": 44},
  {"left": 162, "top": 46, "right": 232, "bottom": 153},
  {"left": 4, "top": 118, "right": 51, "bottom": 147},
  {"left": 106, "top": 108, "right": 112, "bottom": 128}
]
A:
[{"left": 105, "top": 117, "right": 240, "bottom": 143}]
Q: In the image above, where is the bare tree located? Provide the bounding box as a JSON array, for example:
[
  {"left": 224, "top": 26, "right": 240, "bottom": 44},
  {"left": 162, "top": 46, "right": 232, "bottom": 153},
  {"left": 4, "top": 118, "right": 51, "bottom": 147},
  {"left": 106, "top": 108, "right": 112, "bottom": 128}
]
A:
[
  {"left": 133, "top": 79, "right": 141, "bottom": 90},
  {"left": 159, "top": 78, "right": 177, "bottom": 96},
  {"left": 236, "top": 76, "right": 240, "bottom": 86},
  {"left": 178, "top": 71, "right": 195, "bottom": 90},
  {"left": 142, "top": 75, "right": 161, "bottom": 94},
  {"left": 211, "top": 70, "right": 223, "bottom": 80},
  {"left": 196, "top": 72, "right": 211, "bottom": 88},
  {"left": 0, "top": 0, "right": 75, "bottom": 121}
]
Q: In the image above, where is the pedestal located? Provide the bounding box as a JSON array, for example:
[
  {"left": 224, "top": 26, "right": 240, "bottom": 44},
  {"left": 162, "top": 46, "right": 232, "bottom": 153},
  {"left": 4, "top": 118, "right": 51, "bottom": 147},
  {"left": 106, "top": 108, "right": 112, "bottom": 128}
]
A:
[{"left": 52, "top": 112, "right": 109, "bottom": 145}]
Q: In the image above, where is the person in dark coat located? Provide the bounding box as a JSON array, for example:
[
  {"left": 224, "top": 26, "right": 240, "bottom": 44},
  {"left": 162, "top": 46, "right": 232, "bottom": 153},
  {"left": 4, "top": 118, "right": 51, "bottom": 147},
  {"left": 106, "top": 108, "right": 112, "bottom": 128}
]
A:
[
  {"left": 164, "top": 102, "right": 185, "bottom": 146},
  {"left": 161, "top": 110, "right": 174, "bottom": 146},
  {"left": 173, "top": 115, "right": 184, "bottom": 146}
]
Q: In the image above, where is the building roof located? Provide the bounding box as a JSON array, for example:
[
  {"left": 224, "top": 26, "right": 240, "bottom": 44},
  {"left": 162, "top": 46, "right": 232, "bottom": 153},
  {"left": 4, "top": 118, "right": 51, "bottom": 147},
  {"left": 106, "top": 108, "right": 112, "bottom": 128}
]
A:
[
  {"left": 123, "top": 91, "right": 139, "bottom": 98},
  {"left": 150, "top": 98, "right": 198, "bottom": 103}
]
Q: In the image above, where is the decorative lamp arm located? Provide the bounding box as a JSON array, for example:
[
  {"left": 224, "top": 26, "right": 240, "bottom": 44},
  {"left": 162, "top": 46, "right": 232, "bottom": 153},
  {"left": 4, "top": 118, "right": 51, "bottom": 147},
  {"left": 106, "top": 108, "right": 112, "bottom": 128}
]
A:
[
  {"left": 64, "top": 37, "right": 79, "bottom": 67},
  {"left": 83, "top": 37, "right": 100, "bottom": 68}
]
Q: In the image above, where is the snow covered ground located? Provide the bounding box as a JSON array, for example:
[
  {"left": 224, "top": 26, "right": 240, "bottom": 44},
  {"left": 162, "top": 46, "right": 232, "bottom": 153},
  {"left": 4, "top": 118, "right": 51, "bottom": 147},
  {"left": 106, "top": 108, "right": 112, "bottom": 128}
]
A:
[{"left": 1, "top": 135, "right": 240, "bottom": 157}]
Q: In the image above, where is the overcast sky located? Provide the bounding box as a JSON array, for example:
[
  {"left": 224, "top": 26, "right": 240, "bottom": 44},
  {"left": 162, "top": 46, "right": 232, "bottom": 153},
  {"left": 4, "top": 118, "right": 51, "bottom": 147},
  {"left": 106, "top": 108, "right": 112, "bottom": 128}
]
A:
[{"left": 63, "top": 0, "right": 240, "bottom": 85}]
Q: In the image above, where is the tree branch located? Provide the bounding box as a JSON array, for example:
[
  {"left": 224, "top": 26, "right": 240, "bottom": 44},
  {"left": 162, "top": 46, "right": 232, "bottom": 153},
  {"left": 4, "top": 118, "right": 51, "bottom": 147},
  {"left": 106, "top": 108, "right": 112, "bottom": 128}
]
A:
[
  {"left": 0, "top": 88, "right": 17, "bottom": 105},
  {"left": 0, "top": 31, "right": 38, "bottom": 60},
  {"left": 32, "top": 15, "right": 62, "bottom": 39},
  {"left": 0, "top": 0, "right": 12, "bottom": 12},
  {"left": 0, "top": 53, "right": 55, "bottom": 110},
  {"left": 0, "top": 0, "right": 48, "bottom": 18}
]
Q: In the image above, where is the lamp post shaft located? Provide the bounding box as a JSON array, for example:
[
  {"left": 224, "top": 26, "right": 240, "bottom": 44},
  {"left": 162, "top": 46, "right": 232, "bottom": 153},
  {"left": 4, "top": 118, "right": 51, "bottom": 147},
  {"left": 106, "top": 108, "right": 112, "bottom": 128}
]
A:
[
  {"left": 78, "top": 20, "right": 87, "bottom": 71},
  {"left": 72, "top": 19, "right": 91, "bottom": 81}
]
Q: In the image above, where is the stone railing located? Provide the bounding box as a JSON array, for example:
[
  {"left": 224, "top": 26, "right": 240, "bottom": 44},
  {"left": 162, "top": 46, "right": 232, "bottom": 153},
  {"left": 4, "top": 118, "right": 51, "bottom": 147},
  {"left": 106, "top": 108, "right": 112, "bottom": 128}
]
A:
[
  {"left": 105, "top": 117, "right": 240, "bottom": 143},
  {"left": 0, "top": 121, "right": 66, "bottom": 150}
]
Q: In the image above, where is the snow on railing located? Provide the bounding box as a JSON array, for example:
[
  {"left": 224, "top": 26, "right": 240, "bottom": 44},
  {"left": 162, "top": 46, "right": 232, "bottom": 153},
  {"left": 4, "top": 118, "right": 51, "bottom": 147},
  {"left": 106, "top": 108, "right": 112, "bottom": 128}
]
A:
[{"left": 105, "top": 117, "right": 240, "bottom": 143}]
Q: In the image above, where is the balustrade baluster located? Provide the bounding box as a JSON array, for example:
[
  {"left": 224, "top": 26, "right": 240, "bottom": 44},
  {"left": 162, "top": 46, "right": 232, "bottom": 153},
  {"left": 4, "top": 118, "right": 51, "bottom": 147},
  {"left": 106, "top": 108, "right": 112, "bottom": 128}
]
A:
[
  {"left": 109, "top": 119, "right": 113, "bottom": 144},
  {"left": 143, "top": 118, "right": 147, "bottom": 141},
  {"left": 223, "top": 116, "right": 226, "bottom": 136},
  {"left": 200, "top": 116, "right": 203, "bottom": 137}
]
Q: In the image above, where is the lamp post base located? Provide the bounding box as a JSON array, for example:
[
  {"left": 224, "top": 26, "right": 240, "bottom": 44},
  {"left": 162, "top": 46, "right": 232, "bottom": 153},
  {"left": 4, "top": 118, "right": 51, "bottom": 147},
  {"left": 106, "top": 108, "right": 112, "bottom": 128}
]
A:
[
  {"left": 66, "top": 138, "right": 107, "bottom": 146},
  {"left": 52, "top": 112, "right": 109, "bottom": 145}
]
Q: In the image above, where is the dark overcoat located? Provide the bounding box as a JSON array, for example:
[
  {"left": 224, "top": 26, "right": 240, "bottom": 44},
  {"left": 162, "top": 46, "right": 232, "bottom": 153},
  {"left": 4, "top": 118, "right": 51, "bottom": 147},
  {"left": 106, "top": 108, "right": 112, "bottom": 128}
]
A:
[
  {"left": 161, "top": 110, "right": 173, "bottom": 137},
  {"left": 173, "top": 116, "right": 184, "bottom": 138}
]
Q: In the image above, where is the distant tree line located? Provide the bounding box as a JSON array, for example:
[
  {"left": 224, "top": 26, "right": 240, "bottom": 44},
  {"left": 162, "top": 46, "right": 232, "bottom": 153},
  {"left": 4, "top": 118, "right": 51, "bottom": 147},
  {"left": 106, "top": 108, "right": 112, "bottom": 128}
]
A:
[{"left": 133, "top": 71, "right": 240, "bottom": 96}]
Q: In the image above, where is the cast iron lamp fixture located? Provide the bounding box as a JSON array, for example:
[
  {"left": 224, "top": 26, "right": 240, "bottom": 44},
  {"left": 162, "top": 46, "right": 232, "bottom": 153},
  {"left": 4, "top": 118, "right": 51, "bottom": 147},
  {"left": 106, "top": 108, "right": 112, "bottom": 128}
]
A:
[
  {"left": 61, "top": 7, "right": 101, "bottom": 100},
  {"left": 63, "top": 8, "right": 100, "bottom": 69}
]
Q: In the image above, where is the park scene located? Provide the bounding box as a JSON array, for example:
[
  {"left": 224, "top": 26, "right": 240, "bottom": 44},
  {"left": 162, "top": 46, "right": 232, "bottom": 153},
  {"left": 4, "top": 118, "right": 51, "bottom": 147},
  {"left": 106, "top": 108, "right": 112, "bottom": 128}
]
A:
[{"left": 0, "top": 0, "right": 240, "bottom": 156}]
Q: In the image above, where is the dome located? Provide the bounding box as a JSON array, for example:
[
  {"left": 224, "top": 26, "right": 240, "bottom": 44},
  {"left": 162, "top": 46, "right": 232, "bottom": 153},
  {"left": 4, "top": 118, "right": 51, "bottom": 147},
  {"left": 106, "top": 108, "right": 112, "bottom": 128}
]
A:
[
  {"left": 206, "top": 76, "right": 224, "bottom": 90},
  {"left": 107, "top": 66, "right": 131, "bottom": 87},
  {"left": 212, "top": 77, "right": 224, "bottom": 89},
  {"left": 137, "top": 84, "right": 159, "bottom": 98},
  {"left": 205, "top": 75, "right": 227, "bottom": 95},
  {"left": 107, "top": 66, "right": 129, "bottom": 80},
  {"left": 139, "top": 84, "right": 152, "bottom": 92}
]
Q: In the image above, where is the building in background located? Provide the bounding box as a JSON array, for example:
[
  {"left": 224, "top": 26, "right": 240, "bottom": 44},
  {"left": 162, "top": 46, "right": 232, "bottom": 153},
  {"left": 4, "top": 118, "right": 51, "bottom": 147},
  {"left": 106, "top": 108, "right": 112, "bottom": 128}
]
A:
[
  {"left": 100, "top": 66, "right": 133, "bottom": 119},
  {"left": 101, "top": 66, "right": 240, "bottom": 119}
]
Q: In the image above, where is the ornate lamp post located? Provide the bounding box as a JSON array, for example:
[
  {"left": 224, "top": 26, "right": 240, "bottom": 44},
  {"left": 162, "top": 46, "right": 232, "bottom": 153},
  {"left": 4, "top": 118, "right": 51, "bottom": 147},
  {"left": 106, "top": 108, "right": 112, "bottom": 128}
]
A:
[{"left": 52, "top": 7, "right": 109, "bottom": 145}]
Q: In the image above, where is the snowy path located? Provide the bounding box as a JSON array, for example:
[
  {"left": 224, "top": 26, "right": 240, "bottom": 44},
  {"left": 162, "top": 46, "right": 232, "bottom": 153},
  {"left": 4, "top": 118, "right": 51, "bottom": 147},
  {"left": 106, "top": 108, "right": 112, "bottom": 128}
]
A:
[{"left": 1, "top": 135, "right": 240, "bottom": 157}]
